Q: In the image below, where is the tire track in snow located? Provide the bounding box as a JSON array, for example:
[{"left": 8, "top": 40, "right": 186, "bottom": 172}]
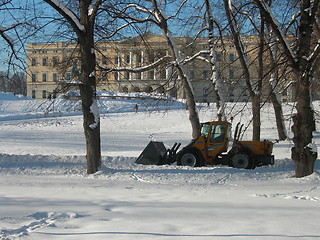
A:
[
  {"left": 0, "top": 212, "right": 80, "bottom": 239},
  {"left": 253, "top": 186, "right": 320, "bottom": 201}
]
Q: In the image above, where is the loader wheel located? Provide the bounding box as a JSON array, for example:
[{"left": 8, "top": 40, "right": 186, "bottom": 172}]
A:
[
  {"left": 177, "top": 149, "right": 204, "bottom": 167},
  {"left": 231, "top": 153, "right": 253, "bottom": 169}
]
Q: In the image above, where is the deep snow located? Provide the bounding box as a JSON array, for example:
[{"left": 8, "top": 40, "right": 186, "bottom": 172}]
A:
[{"left": 0, "top": 92, "right": 319, "bottom": 240}]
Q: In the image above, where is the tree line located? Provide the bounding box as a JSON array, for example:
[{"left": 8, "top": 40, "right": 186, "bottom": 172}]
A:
[{"left": 0, "top": 0, "right": 319, "bottom": 177}]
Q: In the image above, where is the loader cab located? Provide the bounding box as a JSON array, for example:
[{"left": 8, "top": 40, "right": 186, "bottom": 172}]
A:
[{"left": 195, "top": 121, "right": 231, "bottom": 165}]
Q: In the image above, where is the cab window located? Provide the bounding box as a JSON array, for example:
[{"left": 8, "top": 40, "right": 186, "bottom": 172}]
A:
[
  {"left": 210, "top": 124, "right": 226, "bottom": 143},
  {"left": 201, "top": 123, "right": 210, "bottom": 139}
]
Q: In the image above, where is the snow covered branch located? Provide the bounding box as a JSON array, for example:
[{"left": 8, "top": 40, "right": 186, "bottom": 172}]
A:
[
  {"left": 89, "top": 0, "right": 103, "bottom": 22},
  {"left": 101, "top": 55, "right": 172, "bottom": 73},
  {"left": 183, "top": 50, "right": 210, "bottom": 64},
  {"left": 114, "top": 3, "right": 158, "bottom": 25},
  {"left": 253, "top": 0, "right": 297, "bottom": 66},
  {"left": 309, "top": 41, "right": 320, "bottom": 74},
  {"left": 43, "top": 0, "right": 84, "bottom": 33}
]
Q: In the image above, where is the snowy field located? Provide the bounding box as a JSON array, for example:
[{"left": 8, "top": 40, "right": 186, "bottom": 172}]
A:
[{"left": 0, "top": 92, "right": 320, "bottom": 240}]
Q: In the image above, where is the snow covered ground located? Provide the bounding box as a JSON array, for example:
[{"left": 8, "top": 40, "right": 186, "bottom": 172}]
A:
[{"left": 0, "top": 92, "right": 319, "bottom": 240}]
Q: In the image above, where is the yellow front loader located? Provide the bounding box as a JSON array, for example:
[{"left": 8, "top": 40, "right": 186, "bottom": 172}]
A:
[{"left": 136, "top": 121, "right": 274, "bottom": 169}]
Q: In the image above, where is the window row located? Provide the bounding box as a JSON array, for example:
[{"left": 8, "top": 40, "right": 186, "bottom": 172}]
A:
[
  {"left": 31, "top": 56, "right": 60, "bottom": 67},
  {"left": 31, "top": 72, "right": 60, "bottom": 82},
  {"left": 31, "top": 89, "right": 57, "bottom": 99},
  {"left": 30, "top": 51, "right": 237, "bottom": 69},
  {"left": 31, "top": 67, "right": 237, "bottom": 83}
]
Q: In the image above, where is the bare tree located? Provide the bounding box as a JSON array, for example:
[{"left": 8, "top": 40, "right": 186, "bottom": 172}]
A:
[
  {"left": 43, "top": 0, "right": 102, "bottom": 174},
  {"left": 204, "top": 0, "right": 225, "bottom": 121},
  {"left": 0, "top": 0, "right": 29, "bottom": 73},
  {"left": 265, "top": 14, "right": 287, "bottom": 141},
  {"left": 223, "top": 0, "right": 263, "bottom": 141},
  {"left": 118, "top": 0, "right": 201, "bottom": 139},
  {"left": 254, "top": 0, "right": 320, "bottom": 177}
]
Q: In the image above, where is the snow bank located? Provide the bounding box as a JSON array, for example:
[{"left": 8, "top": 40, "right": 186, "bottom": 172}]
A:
[{"left": 0, "top": 92, "right": 30, "bottom": 100}]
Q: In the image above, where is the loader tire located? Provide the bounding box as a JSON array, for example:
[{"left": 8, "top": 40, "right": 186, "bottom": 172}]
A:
[
  {"left": 177, "top": 149, "right": 204, "bottom": 167},
  {"left": 231, "top": 153, "right": 254, "bottom": 169}
]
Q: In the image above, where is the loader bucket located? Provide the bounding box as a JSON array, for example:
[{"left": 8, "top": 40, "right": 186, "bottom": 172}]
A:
[{"left": 136, "top": 141, "right": 167, "bottom": 165}]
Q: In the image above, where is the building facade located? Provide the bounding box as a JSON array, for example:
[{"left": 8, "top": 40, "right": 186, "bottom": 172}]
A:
[{"left": 26, "top": 33, "right": 285, "bottom": 102}]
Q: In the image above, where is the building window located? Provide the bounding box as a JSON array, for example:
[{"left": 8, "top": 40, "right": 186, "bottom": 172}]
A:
[
  {"left": 137, "top": 54, "right": 142, "bottom": 63},
  {"left": 161, "top": 69, "right": 166, "bottom": 79},
  {"left": 52, "top": 56, "right": 59, "bottom": 66},
  {"left": 203, "top": 88, "right": 208, "bottom": 97},
  {"left": 66, "top": 57, "right": 71, "bottom": 66},
  {"left": 42, "top": 72, "right": 47, "bottom": 82},
  {"left": 52, "top": 72, "right": 58, "bottom": 82},
  {"left": 65, "top": 72, "right": 71, "bottom": 81},
  {"left": 32, "top": 90, "right": 36, "bottom": 98},
  {"left": 229, "top": 52, "right": 235, "bottom": 62},
  {"left": 282, "top": 89, "right": 287, "bottom": 96},
  {"left": 53, "top": 90, "right": 57, "bottom": 98},
  {"left": 126, "top": 71, "right": 130, "bottom": 80},
  {"left": 216, "top": 52, "right": 222, "bottom": 62},
  {"left": 32, "top": 73, "right": 37, "bottom": 82},
  {"left": 42, "top": 90, "right": 47, "bottom": 99},
  {"left": 136, "top": 72, "right": 141, "bottom": 80},
  {"left": 102, "top": 55, "right": 107, "bottom": 65},
  {"left": 31, "top": 58, "right": 37, "bottom": 66},
  {"left": 217, "top": 69, "right": 222, "bottom": 78},
  {"left": 114, "top": 72, "right": 118, "bottom": 81},
  {"left": 202, "top": 69, "right": 209, "bottom": 80},
  {"left": 149, "top": 70, "right": 154, "bottom": 80},
  {"left": 114, "top": 56, "right": 119, "bottom": 65},
  {"left": 42, "top": 57, "right": 48, "bottom": 66},
  {"left": 126, "top": 54, "right": 130, "bottom": 64},
  {"left": 229, "top": 68, "right": 235, "bottom": 79},
  {"left": 148, "top": 53, "right": 154, "bottom": 63},
  {"left": 190, "top": 69, "right": 195, "bottom": 80},
  {"left": 101, "top": 73, "right": 108, "bottom": 82}
]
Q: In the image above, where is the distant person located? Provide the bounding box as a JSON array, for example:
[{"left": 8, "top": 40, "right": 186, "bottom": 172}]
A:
[{"left": 134, "top": 104, "right": 138, "bottom": 113}]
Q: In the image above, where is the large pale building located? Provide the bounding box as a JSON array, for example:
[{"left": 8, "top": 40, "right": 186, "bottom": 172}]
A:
[{"left": 26, "top": 33, "right": 282, "bottom": 102}]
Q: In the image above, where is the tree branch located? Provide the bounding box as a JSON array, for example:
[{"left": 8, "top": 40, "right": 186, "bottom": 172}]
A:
[
  {"left": 102, "top": 55, "right": 172, "bottom": 73},
  {"left": 43, "top": 0, "right": 84, "bottom": 35},
  {"left": 253, "top": 0, "right": 298, "bottom": 67}
]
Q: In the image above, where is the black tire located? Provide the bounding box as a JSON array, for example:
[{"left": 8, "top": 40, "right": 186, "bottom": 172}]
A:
[
  {"left": 231, "top": 153, "right": 254, "bottom": 169},
  {"left": 177, "top": 149, "right": 204, "bottom": 167}
]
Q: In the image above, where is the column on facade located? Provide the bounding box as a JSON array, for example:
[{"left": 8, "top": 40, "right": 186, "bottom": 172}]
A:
[
  {"left": 165, "top": 50, "right": 170, "bottom": 80},
  {"left": 153, "top": 51, "right": 157, "bottom": 81},
  {"left": 120, "top": 53, "right": 125, "bottom": 81},
  {"left": 129, "top": 51, "right": 133, "bottom": 81},
  {"left": 141, "top": 50, "right": 144, "bottom": 80}
]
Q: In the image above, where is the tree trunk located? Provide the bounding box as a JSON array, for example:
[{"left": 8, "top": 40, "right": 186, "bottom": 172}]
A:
[
  {"left": 290, "top": 0, "right": 318, "bottom": 177},
  {"left": 253, "top": 0, "right": 319, "bottom": 177},
  {"left": 78, "top": 0, "right": 101, "bottom": 174},
  {"left": 79, "top": 81, "right": 101, "bottom": 174},
  {"left": 270, "top": 92, "right": 287, "bottom": 140},
  {"left": 177, "top": 67, "right": 201, "bottom": 139},
  {"left": 223, "top": 0, "right": 261, "bottom": 141},
  {"left": 251, "top": 94, "right": 261, "bottom": 141},
  {"left": 291, "top": 78, "right": 317, "bottom": 177},
  {"left": 205, "top": 0, "right": 224, "bottom": 121},
  {"left": 151, "top": 0, "right": 201, "bottom": 139}
]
